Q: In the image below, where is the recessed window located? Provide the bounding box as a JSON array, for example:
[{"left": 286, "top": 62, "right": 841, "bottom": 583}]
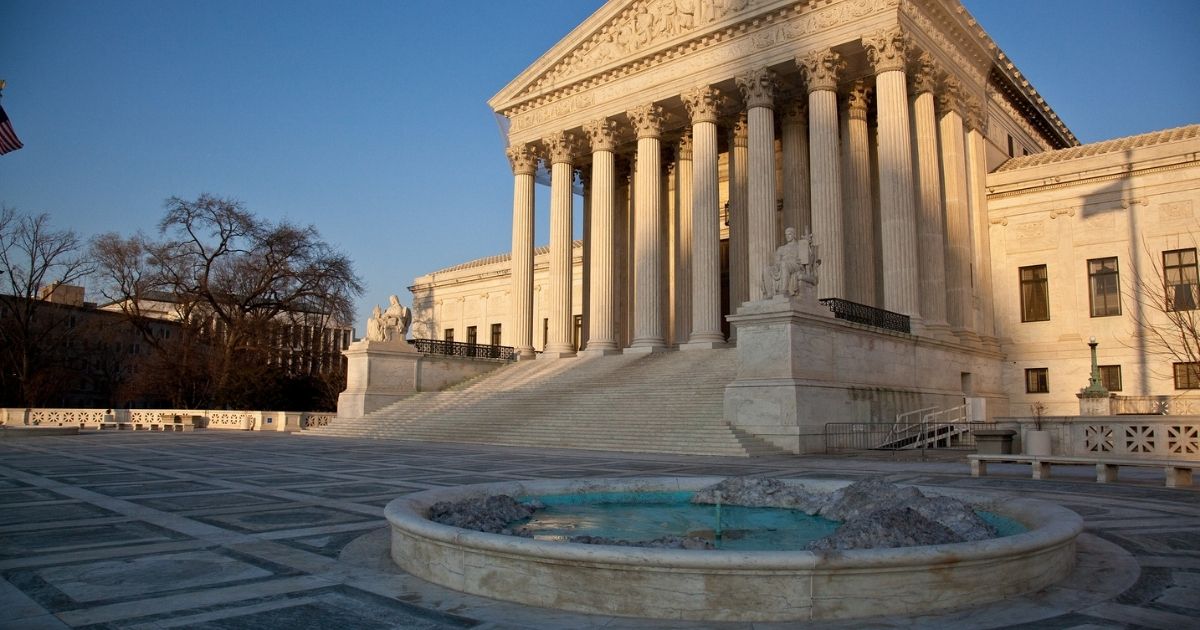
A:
[
  {"left": 1025, "top": 368, "right": 1049, "bottom": 393},
  {"left": 1088, "top": 257, "right": 1121, "bottom": 317},
  {"left": 443, "top": 328, "right": 454, "bottom": 342},
  {"left": 466, "top": 326, "right": 478, "bottom": 345},
  {"left": 491, "top": 323, "right": 502, "bottom": 346},
  {"left": 1174, "top": 362, "right": 1200, "bottom": 389},
  {"left": 1019, "top": 265, "right": 1050, "bottom": 322},
  {"left": 1007, "top": 135, "right": 1015, "bottom": 158},
  {"left": 1164, "top": 248, "right": 1198, "bottom": 311},
  {"left": 1099, "top": 365, "right": 1122, "bottom": 391}
]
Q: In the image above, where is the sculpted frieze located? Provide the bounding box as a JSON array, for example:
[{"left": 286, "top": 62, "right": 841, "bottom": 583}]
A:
[{"left": 505, "top": 0, "right": 891, "bottom": 138}]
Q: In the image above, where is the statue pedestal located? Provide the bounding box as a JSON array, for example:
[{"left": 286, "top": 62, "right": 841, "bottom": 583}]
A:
[
  {"left": 337, "top": 339, "right": 420, "bottom": 418},
  {"left": 724, "top": 291, "right": 1006, "bottom": 454},
  {"left": 1077, "top": 392, "right": 1113, "bottom": 416}
]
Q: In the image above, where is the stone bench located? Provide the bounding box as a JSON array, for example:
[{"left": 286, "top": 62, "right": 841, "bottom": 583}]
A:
[
  {"left": 98, "top": 421, "right": 137, "bottom": 430},
  {"left": 968, "top": 454, "right": 1193, "bottom": 488},
  {"left": 97, "top": 416, "right": 197, "bottom": 432}
]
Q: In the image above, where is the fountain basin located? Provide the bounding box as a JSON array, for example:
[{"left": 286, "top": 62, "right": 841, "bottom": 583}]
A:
[{"left": 385, "top": 477, "right": 1082, "bottom": 621}]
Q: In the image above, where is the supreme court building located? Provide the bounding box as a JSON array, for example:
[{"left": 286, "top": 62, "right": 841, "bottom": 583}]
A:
[{"left": 408, "top": 0, "right": 1200, "bottom": 419}]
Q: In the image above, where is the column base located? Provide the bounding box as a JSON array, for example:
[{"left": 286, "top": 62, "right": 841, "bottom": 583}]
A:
[
  {"left": 580, "top": 347, "right": 623, "bottom": 357},
  {"left": 516, "top": 347, "right": 537, "bottom": 361},
  {"left": 624, "top": 344, "right": 669, "bottom": 355},
  {"left": 538, "top": 349, "right": 578, "bottom": 359},
  {"left": 680, "top": 339, "right": 728, "bottom": 351}
]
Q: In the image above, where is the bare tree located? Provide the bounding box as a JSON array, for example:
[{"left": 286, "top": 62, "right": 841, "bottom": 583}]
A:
[
  {"left": 0, "top": 207, "right": 95, "bottom": 406},
  {"left": 1123, "top": 236, "right": 1200, "bottom": 400},
  {"left": 93, "top": 194, "right": 363, "bottom": 409}
]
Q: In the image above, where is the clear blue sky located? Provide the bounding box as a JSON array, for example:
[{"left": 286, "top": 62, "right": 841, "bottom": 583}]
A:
[{"left": 2, "top": 1, "right": 1197, "bottom": 332}]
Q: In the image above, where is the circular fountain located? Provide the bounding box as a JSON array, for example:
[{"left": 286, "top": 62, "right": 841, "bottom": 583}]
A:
[{"left": 385, "top": 477, "right": 1082, "bottom": 622}]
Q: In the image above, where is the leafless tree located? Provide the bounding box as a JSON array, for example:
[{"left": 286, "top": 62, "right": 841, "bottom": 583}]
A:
[
  {"left": 0, "top": 207, "right": 95, "bottom": 406},
  {"left": 1123, "top": 236, "right": 1200, "bottom": 397},
  {"left": 93, "top": 194, "right": 363, "bottom": 409}
]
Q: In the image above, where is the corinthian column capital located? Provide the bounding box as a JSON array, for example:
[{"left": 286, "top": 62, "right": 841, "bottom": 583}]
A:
[
  {"left": 736, "top": 67, "right": 779, "bottom": 109},
  {"left": 681, "top": 85, "right": 723, "bottom": 125},
  {"left": 863, "top": 27, "right": 910, "bottom": 74},
  {"left": 909, "top": 51, "right": 940, "bottom": 96},
  {"left": 938, "top": 77, "right": 966, "bottom": 116},
  {"left": 846, "top": 80, "right": 871, "bottom": 121},
  {"left": 506, "top": 144, "right": 538, "bottom": 175},
  {"left": 964, "top": 94, "right": 987, "bottom": 132},
  {"left": 626, "top": 103, "right": 665, "bottom": 139},
  {"left": 798, "top": 49, "right": 845, "bottom": 93},
  {"left": 780, "top": 96, "right": 808, "bottom": 125},
  {"left": 726, "top": 112, "right": 749, "bottom": 148},
  {"left": 677, "top": 130, "right": 693, "bottom": 161},
  {"left": 543, "top": 131, "right": 582, "bottom": 165},
  {"left": 583, "top": 118, "right": 620, "bottom": 153}
]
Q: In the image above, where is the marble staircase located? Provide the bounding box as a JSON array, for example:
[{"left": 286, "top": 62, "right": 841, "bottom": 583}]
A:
[{"left": 309, "top": 348, "right": 782, "bottom": 457}]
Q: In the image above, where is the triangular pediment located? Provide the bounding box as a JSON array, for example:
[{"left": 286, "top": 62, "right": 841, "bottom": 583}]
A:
[{"left": 489, "top": 0, "right": 784, "bottom": 115}]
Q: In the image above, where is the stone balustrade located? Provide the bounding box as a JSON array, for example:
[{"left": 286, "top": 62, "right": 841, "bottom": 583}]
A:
[
  {"left": 0, "top": 408, "right": 335, "bottom": 432},
  {"left": 999, "top": 416, "right": 1200, "bottom": 461}
]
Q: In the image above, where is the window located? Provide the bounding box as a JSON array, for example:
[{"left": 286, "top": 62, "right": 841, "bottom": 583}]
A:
[
  {"left": 1007, "top": 135, "right": 1014, "bottom": 158},
  {"left": 1087, "top": 257, "right": 1121, "bottom": 317},
  {"left": 1164, "top": 248, "right": 1198, "bottom": 311},
  {"left": 543, "top": 318, "right": 549, "bottom": 349},
  {"left": 1019, "top": 265, "right": 1049, "bottom": 322},
  {"left": 443, "top": 328, "right": 454, "bottom": 342},
  {"left": 1174, "top": 362, "right": 1200, "bottom": 389},
  {"left": 1099, "top": 365, "right": 1122, "bottom": 392},
  {"left": 466, "top": 326, "right": 477, "bottom": 345},
  {"left": 1025, "top": 368, "right": 1049, "bottom": 393},
  {"left": 491, "top": 323, "right": 502, "bottom": 346}
]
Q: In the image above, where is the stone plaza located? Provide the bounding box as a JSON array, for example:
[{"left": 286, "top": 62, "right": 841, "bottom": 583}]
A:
[{"left": 1, "top": 430, "right": 1197, "bottom": 628}]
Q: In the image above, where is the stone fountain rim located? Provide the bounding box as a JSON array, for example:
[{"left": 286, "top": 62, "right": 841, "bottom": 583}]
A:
[{"left": 385, "top": 476, "right": 1082, "bottom": 570}]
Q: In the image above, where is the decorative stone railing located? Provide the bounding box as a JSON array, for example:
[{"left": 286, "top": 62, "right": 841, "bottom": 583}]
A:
[
  {"left": 0, "top": 408, "right": 335, "bottom": 432},
  {"left": 999, "top": 415, "right": 1200, "bottom": 461}
]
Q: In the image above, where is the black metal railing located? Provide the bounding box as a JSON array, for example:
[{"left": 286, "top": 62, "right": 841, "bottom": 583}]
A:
[
  {"left": 411, "top": 339, "right": 517, "bottom": 361},
  {"left": 819, "top": 298, "right": 911, "bottom": 334}
]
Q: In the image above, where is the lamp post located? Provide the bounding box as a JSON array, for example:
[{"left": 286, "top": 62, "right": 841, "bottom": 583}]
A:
[{"left": 1081, "top": 336, "right": 1108, "bottom": 396}]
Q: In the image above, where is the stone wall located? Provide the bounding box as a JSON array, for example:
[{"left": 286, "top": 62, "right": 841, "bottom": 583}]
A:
[{"left": 0, "top": 408, "right": 335, "bottom": 432}]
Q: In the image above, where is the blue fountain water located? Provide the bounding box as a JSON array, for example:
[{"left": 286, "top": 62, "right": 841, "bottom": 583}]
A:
[{"left": 514, "top": 491, "right": 1025, "bottom": 551}]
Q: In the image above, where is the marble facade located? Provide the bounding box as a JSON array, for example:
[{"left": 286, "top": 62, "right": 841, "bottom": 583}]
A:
[{"left": 409, "top": 0, "right": 1199, "bottom": 420}]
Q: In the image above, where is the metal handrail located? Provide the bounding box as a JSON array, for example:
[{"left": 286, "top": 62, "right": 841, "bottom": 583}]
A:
[
  {"left": 410, "top": 338, "right": 517, "bottom": 361},
  {"left": 819, "top": 298, "right": 911, "bottom": 334}
]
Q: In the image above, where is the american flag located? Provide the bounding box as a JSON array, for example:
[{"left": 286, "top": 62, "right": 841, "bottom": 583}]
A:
[{"left": 0, "top": 104, "right": 23, "bottom": 155}]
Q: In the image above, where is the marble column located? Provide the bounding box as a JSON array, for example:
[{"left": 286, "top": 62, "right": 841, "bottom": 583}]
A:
[
  {"left": 674, "top": 132, "right": 694, "bottom": 344},
  {"left": 842, "top": 80, "right": 874, "bottom": 306},
  {"left": 938, "top": 78, "right": 974, "bottom": 339},
  {"left": 966, "top": 102, "right": 998, "bottom": 346},
  {"left": 681, "top": 85, "right": 726, "bottom": 348},
  {"left": 737, "top": 67, "right": 779, "bottom": 302},
  {"left": 727, "top": 113, "right": 750, "bottom": 310},
  {"left": 798, "top": 49, "right": 845, "bottom": 300},
  {"left": 864, "top": 28, "right": 920, "bottom": 320},
  {"left": 614, "top": 158, "right": 633, "bottom": 348},
  {"left": 780, "top": 98, "right": 811, "bottom": 237},
  {"left": 583, "top": 118, "right": 620, "bottom": 354},
  {"left": 626, "top": 103, "right": 667, "bottom": 352},
  {"left": 506, "top": 144, "right": 537, "bottom": 359},
  {"left": 909, "top": 52, "right": 949, "bottom": 331},
  {"left": 580, "top": 167, "right": 592, "bottom": 350},
  {"left": 541, "top": 131, "right": 581, "bottom": 358}
]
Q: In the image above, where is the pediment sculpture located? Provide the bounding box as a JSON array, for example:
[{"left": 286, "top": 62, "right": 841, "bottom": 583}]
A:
[
  {"left": 366, "top": 295, "right": 412, "bottom": 343},
  {"left": 762, "top": 227, "right": 821, "bottom": 299}
]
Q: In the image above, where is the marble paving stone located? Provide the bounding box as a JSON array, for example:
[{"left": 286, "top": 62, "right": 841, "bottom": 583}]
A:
[
  {"left": 290, "top": 482, "right": 424, "bottom": 499},
  {"left": 193, "top": 505, "right": 374, "bottom": 533},
  {"left": 48, "top": 471, "right": 167, "bottom": 486},
  {"left": 0, "top": 478, "right": 30, "bottom": 489},
  {"left": 0, "top": 488, "right": 70, "bottom": 503},
  {"left": 275, "top": 530, "right": 382, "bottom": 559},
  {"left": 128, "top": 492, "right": 285, "bottom": 512},
  {"left": 35, "top": 549, "right": 276, "bottom": 604},
  {"left": 235, "top": 474, "right": 344, "bottom": 487},
  {"left": 0, "top": 520, "right": 192, "bottom": 558},
  {"left": 83, "top": 480, "right": 227, "bottom": 498},
  {"left": 0, "top": 502, "right": 118, "bottom": 527}
]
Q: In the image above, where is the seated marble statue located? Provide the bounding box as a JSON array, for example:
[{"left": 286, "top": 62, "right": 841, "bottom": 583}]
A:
[
  {"left": 365, "top": 295, "right": 413, "bottom": 343},
  {"left": 382, "top": 294, "right": 412, "bottom": 342},
  {"left": 763, "top": 227, "right": 820, "bottom": 298},
  {"left": 366, "top": 305, "right": 386, "bottom": 342}
]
